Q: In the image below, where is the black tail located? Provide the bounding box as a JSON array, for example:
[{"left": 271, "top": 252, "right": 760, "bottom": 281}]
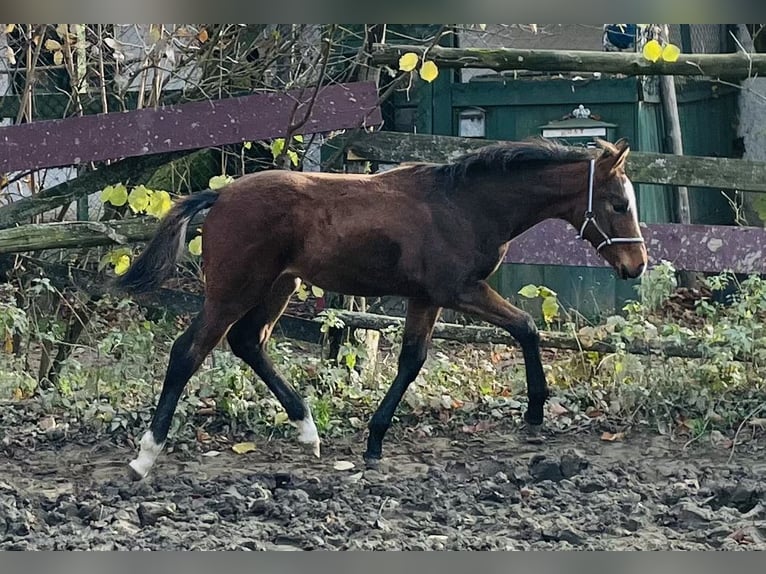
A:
[{"left": 114, "top": 190, "right": 219, "bottom": 295}]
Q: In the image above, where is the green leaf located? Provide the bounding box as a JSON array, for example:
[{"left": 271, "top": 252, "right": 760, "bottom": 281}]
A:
[
  {"left": 287, "top": 149, "right": 299, "bottom": 166},
  {"left": 296, "top": 284, "right": 309, "bottom": 302},
  {"left": 518, "top": 284, "right": 540, "bottom": 299},
  {"left": 209, "top": 175, "right": 234, "bottom": 190},
  {"left": 293, "top": 134, "right": 304, "bottom": 143},
  {"left": 270, "top": 138, "right": 285, "bottom": 160},
  {"left": 344, "top": 352, "right": 357, "bottom": 370},
  {"left": 243, "top": 141, "right": 252, "bottom": 149},
  {"left": 537, "top": 286, "right": 558, "bottom": 299},
  {"left": 541, "top": 296, "right": 559, "bottom": 324}
]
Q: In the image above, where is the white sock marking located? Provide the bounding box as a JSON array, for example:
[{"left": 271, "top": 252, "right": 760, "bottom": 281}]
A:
[
  {"left": 128, "top": 430, "right": 164, "bottom": 479},
  {"left": 295, "top": 406, "right": 321, "bottom": 458}
]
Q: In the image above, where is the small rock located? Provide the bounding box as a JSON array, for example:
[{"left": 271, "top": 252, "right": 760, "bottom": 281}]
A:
[
  {"left": 529, "top": 456, "right": 563, "bottom": 482},
  {"left": 560, "top": 451, "right": 588, "bottom": 478},
  {"left": 224, "top": 485, "right": 244, "bottom": 500},
  {"left": 676, "top": 501, "right": 715, "bottom": 524},
  {"left": 138, "top": 501, "right": 177, "bottom": 527},
  {"left": 112, "top": 518, "right": 140, "bottom": 536}
]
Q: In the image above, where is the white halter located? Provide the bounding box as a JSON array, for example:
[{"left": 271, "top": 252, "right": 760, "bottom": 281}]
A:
[{"left": 576, "top": 159, "right": 645, "bottom": 252}]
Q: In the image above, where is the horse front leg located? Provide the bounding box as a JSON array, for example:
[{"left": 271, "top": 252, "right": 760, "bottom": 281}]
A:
[
  {"left": 449, "top": 280, "right": 549, "bottom": 434},
  {"left": 364, "top": 298, "right": 441, "bottom": 467}
]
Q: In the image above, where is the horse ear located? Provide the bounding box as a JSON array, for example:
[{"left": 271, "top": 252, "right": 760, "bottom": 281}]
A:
[{"left": 599, "top": 138, "right": 630, "bottom": 172}]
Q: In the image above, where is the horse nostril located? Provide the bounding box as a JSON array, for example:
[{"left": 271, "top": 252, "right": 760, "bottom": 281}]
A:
[{"left": 636, "top": 262, "right": 646, "bottom": 277}]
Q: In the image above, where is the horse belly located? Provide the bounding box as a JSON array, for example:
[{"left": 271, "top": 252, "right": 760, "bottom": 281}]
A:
[{"left": 296, "top": 232, "right": 425, "bottom": 298}]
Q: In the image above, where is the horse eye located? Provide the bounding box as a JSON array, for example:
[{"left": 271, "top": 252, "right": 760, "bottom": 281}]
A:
[{"left": 613, "top": 203, "right": 629, "bottom": 214}]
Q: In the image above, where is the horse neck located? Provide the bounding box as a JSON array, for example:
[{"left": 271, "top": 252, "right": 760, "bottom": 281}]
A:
[{"left": 456, "top": 161, "right": 588, "bottom": 240}]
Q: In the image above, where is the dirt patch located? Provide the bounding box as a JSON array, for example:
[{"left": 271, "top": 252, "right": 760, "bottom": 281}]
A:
[{"left": 2, "top": 414, "right": 766, "bottom": 550}]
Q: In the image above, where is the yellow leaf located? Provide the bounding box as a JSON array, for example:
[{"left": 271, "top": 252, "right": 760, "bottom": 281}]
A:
[
  {"left": 311, "top": 285, "right": 324, "bottom": 298},
  {"left": 55, "top": 24, "right": 69, "bottom": 39},
  {"left": 398, "top": 52, "right": 419, "bottom": 72},
  {"left": 44, "top": 39, "right": 62, "bottom": 52},
  {"left": 99, "top": 185, "right": 113, "bottom": 203},
  {"left": 419, "top": 60, "right": 439, "bottom": 82},
  {"left": 188, "top": 235, "right": 202, "bottom": 256},
  {"left": 231, "top": 441, "right": 257, "bottom": 454},
  {"left": 5, "top": 24, "right": 15, "bottom": 34},
  {"left": 146, "top": 190, "right": 172, "bottom": 219},
  {"left": 4, "top": 333, "right": 13, "bottom": 353},
  {"left": 541, "top": 296, "right": 559, "bottom": 324},
  {"left": 274, "top": 411, "right": 289, "bottom": 426},
  {"left": 243, "top": 141, "right": 252, "bottom": 150},
  {"left": 149, "top": 25, "right": 161, "bottom": 44},
  {"left": 128, "top": 185, "right": 152, "bottom": 213},
  {"left": 53, "top": 51, "right": 64, "bottom": 66},
  {"left": 642, "top": 39, "right": 662, "bottom": 63},
  {"left": 600, "top": 431, "right": 625, "bottom": 442},
  {"left": 101, "top": 183, "right": 128, "bottom": 207},
  {"left": 197, "top": 28, "right": 209, "bottom": 43},
  {"left": 114, "top": 254, "right": 131, "bottom": 276},
  {"left": 209, "top": 174, "right": 233, "bottom": 190},
  {"left": 661, "top": 43, "right": 681, "bottom": 62}
]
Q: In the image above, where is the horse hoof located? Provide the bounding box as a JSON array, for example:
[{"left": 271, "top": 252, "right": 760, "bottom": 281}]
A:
[
  {"left": 127, "top": 461, "right": 148, "bottom": 481},
  {"left": 300, "top": 439, "right": 321, "bottom": 459},
  {"left": 524, "top": 423, "right": 545, "bottom": 444},
  {"left": 363, "top": 455, "right": 381, "bottom": 470}
]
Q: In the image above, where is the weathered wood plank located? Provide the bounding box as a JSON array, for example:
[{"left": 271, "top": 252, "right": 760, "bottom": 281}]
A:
[
  {"left": 0, "top": 216, "right": 202, "bottom": 254},
  {"left": 0, "top": 82, "right": 382, "bottom": 173},
  {"left": 505, "top": 219, "right": 766, "bottom": 275},
  {"left": 342, "top": 131, "right": 766, "bottom": 193},
  {"left": 371, "top": 44, "right": 766, "bottom": 79}
]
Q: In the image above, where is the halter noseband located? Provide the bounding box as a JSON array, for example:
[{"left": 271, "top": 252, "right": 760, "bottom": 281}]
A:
[{"left": 576, "top": 159, "right": 645, "bottom": 252}]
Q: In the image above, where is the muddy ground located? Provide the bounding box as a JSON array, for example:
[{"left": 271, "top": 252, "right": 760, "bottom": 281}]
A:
[{"left": 2, "top": 402, "right": 766, "bottom": 551}]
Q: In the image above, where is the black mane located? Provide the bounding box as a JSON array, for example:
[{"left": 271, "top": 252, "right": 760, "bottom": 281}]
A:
[{"left": 426, "top": 138, "right": 597, "bottom": 188}]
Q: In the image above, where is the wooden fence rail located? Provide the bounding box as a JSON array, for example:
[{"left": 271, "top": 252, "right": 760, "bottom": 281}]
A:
[
  {"left": 370, "top": 44, "right": 766, "bottom": 79},
  {"left": 339, "top": 131, "right": 766, "bottom": 194}
]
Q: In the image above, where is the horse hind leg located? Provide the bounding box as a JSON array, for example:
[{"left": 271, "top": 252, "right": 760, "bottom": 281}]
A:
[
  {"left": 226, "top": 274, "right": 320, "bottom": 457},
  {"left": 128, "top": 300, "right": 243, "bottom": 480}
]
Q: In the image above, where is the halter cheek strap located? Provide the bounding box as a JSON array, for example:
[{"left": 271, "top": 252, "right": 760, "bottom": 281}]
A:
[{"left": 576, "top": 159, "right": 645, "bottom": 252}]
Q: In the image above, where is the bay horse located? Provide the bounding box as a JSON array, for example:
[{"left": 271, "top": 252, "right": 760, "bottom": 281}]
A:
[{"left": 115, "top": 137, "right": 647, "bottom": 480}]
